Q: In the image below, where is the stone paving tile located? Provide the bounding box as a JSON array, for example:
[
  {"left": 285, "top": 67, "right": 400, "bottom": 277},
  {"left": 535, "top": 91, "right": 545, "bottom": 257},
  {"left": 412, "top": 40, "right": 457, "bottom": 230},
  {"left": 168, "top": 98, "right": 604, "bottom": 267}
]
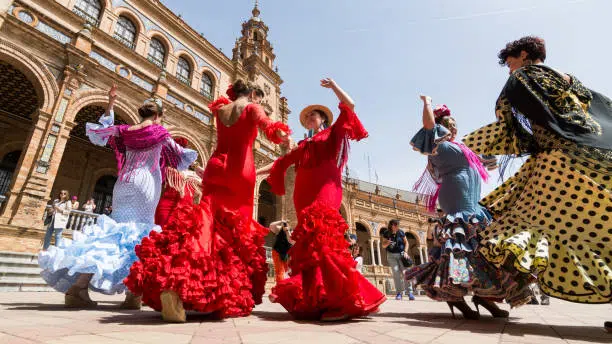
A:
[{"left": 0, "top": 293, "right": 610, "bottom": 344}]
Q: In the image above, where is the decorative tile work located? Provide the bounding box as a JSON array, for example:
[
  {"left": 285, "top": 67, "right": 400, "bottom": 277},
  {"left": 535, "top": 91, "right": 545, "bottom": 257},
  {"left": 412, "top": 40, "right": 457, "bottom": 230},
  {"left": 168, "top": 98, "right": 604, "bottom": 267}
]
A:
[
  {"left": 130, "top": 74, "right": 154, "bottom": 92},
  {"left": 36, "top": 22, "right": 72, "bottom": 44},
  {"left": 193, "top": 110, "right": 210, "bottom": 124},
  {"left": 39, "top": 134, "right": 57, "bottom": 163},
  {"left": 90, "top": 51, "right": 117, "bottom": 71},
  {"left": 54, "top": 98, "right": 68, "bottom": 123},
  {"left": 166, "top": 94, "right": 184, "bottom": 109},
  {"left": 16, "top": 10, "right": 34, "bottom": 25}
]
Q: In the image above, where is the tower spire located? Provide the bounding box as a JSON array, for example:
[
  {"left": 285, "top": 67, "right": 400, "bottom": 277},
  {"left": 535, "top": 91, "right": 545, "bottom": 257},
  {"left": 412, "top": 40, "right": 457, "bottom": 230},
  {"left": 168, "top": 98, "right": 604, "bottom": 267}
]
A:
[{"left": 252, "top": 0, "right": 260, "bottom": 18}]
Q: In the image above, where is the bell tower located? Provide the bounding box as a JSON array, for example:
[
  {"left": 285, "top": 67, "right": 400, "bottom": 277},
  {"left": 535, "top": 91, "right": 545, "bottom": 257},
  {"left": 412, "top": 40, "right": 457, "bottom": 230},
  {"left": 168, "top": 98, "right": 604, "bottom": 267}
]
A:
[{"left": 232, "top": 0, "right": 277, "bottom": 79}]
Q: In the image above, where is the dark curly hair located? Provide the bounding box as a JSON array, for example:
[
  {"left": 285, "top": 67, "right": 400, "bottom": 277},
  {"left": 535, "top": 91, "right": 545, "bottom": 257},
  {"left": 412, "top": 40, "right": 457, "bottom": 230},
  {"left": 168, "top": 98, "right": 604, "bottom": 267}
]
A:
[
  {"left": 498, "top": 36, "right": 546, "bottom": 66},
  {"left": 232, "top": 79, "right": 264, "bottom": 98}
]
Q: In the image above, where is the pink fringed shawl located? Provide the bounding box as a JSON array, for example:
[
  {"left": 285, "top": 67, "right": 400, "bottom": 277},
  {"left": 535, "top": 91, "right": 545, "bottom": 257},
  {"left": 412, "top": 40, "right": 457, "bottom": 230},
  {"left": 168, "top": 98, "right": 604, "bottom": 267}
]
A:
[
  {"left": 414, "top": 140, "right": 489, "bottom": 212},
  {"left": 89, "top": 124, "right": 179, "bottom": 182}
]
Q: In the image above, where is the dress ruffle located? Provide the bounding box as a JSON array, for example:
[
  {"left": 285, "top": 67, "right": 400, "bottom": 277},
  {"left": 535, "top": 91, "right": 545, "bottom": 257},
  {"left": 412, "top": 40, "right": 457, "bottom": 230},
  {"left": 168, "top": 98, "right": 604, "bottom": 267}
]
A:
[
  {"left": 270, "top": 202, "right": 385, "bottom": 320},
  {"left": 338, "top": 102, "right": 368, "bottom": 141},
  {"left": 405, "top": 210, "right": 533, "bottom": 306},
  {"left": 263, "top": 122, "right": 291, "bottom": 144},
  {"left": 208, "top": 96, "right": 231, "bottom": 112},
  {"left": 410, "top": 124, "right": 452, "bottom": 155},
  {"left": 124, "top": 196, "right": 268, "bottom": 319},
  {"left": 38, "top": 215, "right": 158, "bottom": 295}
]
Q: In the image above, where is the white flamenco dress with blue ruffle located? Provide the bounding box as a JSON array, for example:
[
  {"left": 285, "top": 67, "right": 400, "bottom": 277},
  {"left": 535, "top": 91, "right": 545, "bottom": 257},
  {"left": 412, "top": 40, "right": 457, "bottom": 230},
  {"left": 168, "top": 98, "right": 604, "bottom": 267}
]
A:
[{"left": 38, "top": 111, "right": 197, "bottom": 294}]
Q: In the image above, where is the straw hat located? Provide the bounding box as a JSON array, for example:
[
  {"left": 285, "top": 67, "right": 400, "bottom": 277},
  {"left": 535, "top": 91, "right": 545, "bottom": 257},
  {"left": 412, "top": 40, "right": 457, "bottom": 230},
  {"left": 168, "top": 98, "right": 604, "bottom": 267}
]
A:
[{"left": 299, "top": 104, "right": 333, "bottom": 129}]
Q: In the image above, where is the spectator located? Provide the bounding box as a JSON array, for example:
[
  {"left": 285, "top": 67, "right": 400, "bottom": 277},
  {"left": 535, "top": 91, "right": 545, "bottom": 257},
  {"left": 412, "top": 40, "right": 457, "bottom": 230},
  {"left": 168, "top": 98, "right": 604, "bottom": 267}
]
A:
[
  {"left": 382, "top": 219, "right": 415, "bottom": 301},
  {"left": 103, "top": 205, "right": 112, "bottom": 216},
  {"left": 70, "top": 196, "right": 80, "bottom": 211},
  {"left": 269, "top": 220, "right": 295, "bottom": 283},
  {"left": 82, "top": 198, "right": 96, "bottom": 213},
  {"left": 42, "top": 190, "right": 72, "bottom": 250},
  {"left": 352, "top": 245, "right": 363, "bottom": 274}
]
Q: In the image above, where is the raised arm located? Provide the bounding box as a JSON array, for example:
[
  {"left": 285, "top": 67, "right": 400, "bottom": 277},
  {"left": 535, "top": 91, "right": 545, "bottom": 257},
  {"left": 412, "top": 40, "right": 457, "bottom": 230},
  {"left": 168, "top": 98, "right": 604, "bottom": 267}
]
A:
[
  {"left": 322, "top": 79, "right": 368, "bottom": 141},
  {"left": 247, "top": 103, "right": 291, "bottom": 144},
  {"left": 420, "top": 95, "right": 435, "bottom": 130},
  {"left": 106, "top": 84, "right": 117, "bottom": 116},
  {"left": 263, "top": 145, "right": 301, "bottom": 195},
  {"left": 321, "top": 78, "right": 354, "bottom": 111}
]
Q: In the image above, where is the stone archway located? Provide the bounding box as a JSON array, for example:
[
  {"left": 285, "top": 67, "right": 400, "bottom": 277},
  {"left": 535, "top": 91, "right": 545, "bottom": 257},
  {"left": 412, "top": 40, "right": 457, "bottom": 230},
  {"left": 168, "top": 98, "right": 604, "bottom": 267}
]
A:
[
  {"left": 92, "top": 175, "right": 116, "bottom": 214},
  {"left": 51, "top": 104, "right": 129, "bottom": 207}
]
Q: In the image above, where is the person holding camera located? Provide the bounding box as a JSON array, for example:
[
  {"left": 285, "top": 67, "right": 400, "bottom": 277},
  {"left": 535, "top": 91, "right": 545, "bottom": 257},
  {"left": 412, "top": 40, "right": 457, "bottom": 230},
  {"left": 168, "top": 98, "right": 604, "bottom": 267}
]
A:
[
  {"left": 382, "top": 219, "right": 415, "bottom": 301},
  {"left": 269, "top": 220, "right": 295, "bottom": 283}
]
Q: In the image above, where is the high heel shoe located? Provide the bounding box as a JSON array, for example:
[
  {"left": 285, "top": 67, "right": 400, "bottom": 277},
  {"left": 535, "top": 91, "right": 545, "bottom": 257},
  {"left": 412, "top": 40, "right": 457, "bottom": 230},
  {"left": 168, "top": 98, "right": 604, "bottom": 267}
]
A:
[
  {"left": 160, "top": 290, "right": 186, "bottom": 323},
  {"left": 472, "top": 296, "right": 509, "bottom": 318},
  {"left": 447, "top": 301, "right": 479, "bottom": 320}
]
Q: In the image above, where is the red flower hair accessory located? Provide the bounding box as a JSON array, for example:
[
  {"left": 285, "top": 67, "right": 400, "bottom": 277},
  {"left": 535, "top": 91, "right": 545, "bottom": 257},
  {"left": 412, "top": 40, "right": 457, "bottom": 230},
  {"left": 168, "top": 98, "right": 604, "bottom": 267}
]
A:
[
  {"left": 226, "top": 84, "right": 237, "bottom": 101},
  {"left": 433, "top": 104, "right": 451, "bottom": 119},
  {"left": 174, "top": 137, "right": 189, "bottom": 148}
]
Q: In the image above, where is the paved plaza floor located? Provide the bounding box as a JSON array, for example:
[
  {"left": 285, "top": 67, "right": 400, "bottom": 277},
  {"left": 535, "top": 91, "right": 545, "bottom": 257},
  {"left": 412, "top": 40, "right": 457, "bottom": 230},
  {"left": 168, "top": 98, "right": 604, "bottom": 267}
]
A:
[{"left": 0, "top": 292, "right": 610, "bottom": 344}]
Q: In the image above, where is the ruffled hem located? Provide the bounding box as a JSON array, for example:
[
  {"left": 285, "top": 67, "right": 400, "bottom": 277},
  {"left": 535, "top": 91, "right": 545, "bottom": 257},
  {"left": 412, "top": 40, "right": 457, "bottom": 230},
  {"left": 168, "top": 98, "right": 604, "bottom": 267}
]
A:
[
  {"left": 124, "top": 197, "right": 268, "bottom": 319},
  {"left": 264, "top": 122, "right": 292, "bottom": 144},
  {"left": 338, "top": 102, "right": 368, "bottom": 141},
  {"left": 38, "top": 215, "right": 158, "bottom": 295},
  {"left": 269, "top": 202, "right": 385, "bottom": 320},
  {"left": 208, "top": 97, "right": 231, "bottom": 113},
  {"left": 405, "top": 212, "right": 532, "bottom": 306},
  {"left": 410, "top": 124, "right": 452, "bottom": 155}
]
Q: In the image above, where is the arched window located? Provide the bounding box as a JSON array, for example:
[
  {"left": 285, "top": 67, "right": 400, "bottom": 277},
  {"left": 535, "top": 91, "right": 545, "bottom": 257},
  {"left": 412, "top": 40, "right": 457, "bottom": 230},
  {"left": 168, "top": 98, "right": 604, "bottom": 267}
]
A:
[
  {"left": 73, "top": 0, "right": 102, "bottom": 26},
  {"left": 114, "top": 16, "right": 137, "bottom": 49},
  {"left": 147, "top": 38, "right": 166, "bottom": 69},
  {"left": 200, "top": 73, "right": 213, "bottom": 99},
  {"left": 176, "top": 57, "right": 191, "bottom": 85}
]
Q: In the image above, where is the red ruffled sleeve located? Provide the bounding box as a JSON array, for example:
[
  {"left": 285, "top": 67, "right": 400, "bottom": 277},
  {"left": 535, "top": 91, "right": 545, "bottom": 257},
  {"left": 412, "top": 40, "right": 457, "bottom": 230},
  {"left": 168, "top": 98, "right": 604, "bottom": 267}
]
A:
[
  {"left": 332, "top": 102, "right": 368, "bottom": 141},
  {"left": 266, "top": 146, "right": 301, "bottom": 196},
  {"left": 246, "top": 103, "right": 292, "bottom": 144},
  {"left": 208, "top": 96, "right": 231, "bottom": 113}
]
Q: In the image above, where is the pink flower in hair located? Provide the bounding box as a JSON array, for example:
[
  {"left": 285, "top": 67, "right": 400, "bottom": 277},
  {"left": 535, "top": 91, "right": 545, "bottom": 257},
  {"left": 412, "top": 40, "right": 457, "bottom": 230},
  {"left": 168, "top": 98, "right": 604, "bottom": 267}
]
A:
[{"left": 433, "top": 105, "right": 451, "bottom": 119}]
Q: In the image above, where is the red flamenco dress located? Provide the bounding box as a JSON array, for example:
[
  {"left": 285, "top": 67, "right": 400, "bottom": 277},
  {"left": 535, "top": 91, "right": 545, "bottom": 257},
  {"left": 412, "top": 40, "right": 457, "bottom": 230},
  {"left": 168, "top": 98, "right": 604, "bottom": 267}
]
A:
[
  {"left": 267, "top": 103, "right": 386, "bottom": 320},
  {"left": 154, "top": 137, "right": 203, "bottom": 227},
  {"left": 125, "top": 97, "right": 290, "bottom": 318}
]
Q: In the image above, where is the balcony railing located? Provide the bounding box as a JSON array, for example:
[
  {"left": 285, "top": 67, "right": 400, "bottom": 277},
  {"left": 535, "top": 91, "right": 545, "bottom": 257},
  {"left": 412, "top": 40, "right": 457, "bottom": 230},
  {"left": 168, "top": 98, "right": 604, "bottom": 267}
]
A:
[
  {"left": 176, "top": 74, "right": 191, "bottom": 86},
  {"left": 147, "top": 55, "right": 165, "bottom": 69},
  {"left": 113, "top": 34, "right": 135, "bottom": 50},
  {"left": 72, "top": 7, "right": 99, "bottom": 27},
  {"left": 44, "top": 206, "right": 99, "bottom": 232}
]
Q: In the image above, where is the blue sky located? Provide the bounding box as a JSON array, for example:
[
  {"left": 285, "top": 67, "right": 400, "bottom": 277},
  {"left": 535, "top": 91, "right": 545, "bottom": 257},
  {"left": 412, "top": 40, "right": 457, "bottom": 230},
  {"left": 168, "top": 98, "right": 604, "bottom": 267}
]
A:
[{"left": 167, "top": 0, "right": 612, "bottom": 196}]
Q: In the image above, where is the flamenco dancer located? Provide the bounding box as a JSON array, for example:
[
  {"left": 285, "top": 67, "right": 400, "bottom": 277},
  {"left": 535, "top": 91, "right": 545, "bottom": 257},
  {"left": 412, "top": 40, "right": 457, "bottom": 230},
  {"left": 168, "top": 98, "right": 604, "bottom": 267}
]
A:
[
  {"left": 257, "top": 78, "right": 385, "bottom": 321},
  {"left": 125, "top": 80, "right": 290, "bottom": 322},
  {"left": 405, "top": 97, "right": 532, "bottom": 319},
  {"left": 154, "top": 137, "right": 203, "bottom": 227},
  {"left": 38, "top": 85, "right": 197, "bottom": 308},
  {"left": 462, "top": 36, "right": 611, "bottom": 331}
]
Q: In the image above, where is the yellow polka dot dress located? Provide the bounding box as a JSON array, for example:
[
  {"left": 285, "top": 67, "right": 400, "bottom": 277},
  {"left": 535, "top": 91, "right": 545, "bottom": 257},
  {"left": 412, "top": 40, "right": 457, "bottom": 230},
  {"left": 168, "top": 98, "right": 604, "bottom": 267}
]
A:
[{"left": 463, "top": 65, "right": 612, "bottom": 305}]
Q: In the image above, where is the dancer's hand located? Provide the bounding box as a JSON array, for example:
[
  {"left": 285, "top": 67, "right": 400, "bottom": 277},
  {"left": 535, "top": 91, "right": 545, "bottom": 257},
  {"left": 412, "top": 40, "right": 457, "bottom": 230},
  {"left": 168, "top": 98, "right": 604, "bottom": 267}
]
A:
[
  {"left": 109, "top": 84, "right": 118, "bottom": 101},
  {"left": 420, "top": 95, "right": 432, "bottom": 104},
  {"left": 320, "top": 78, "right": 338, "bottom": 89}
]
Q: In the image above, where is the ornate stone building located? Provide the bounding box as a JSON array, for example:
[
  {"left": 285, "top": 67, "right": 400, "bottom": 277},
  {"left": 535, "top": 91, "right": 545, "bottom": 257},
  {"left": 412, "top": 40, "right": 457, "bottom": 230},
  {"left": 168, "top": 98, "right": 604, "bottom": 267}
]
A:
[
  {"left": 0, "top": 0, "right": 289, "bottom": 251},
  {"left": 0, "top": 0, "right": 432, "bottom": 293},
  {"left": 341, "top": 177, "right": 432, "bottom": 293}
]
